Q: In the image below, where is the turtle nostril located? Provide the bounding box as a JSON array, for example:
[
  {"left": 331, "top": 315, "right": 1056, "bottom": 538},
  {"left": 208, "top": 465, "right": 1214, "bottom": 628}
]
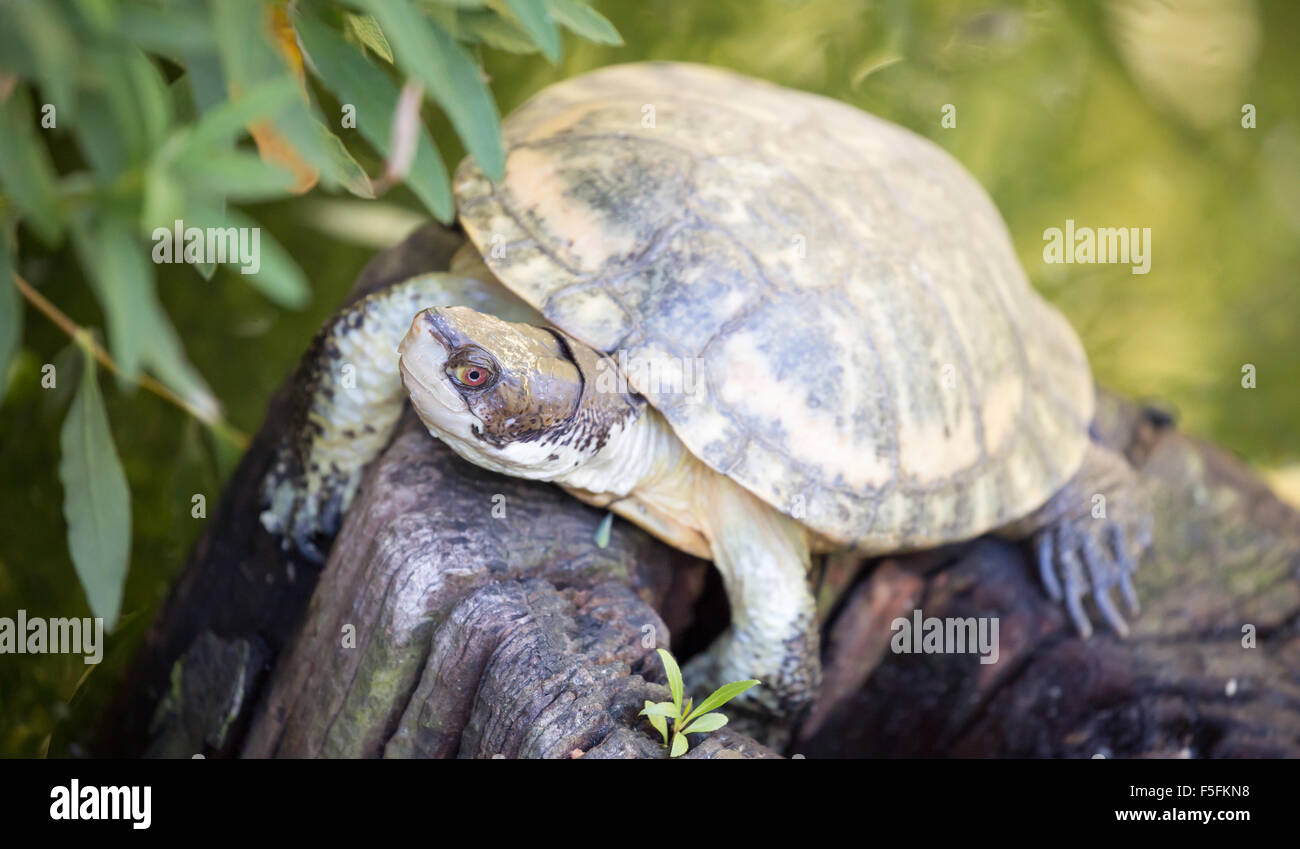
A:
[{"left": 421, "top": 310, "right": 444, "bottom": 339}]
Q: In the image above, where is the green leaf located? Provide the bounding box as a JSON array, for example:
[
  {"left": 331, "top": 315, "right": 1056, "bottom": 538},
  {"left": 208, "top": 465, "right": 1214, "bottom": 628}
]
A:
[
  {"left": 360, "top": 0, "right": 505, "bottom": 180},
  {"left": 115, "top": 4, "right": 216, "bottom": 58},
  {"left": 70, "top": 0, "right": 115, "bottom": 32},
  {"left": 74, "top": 93, "right": 130, "bottom": 178},
  {"left": 43, "top": 341, "right": 83, "bottom": 417},
  {"left": 679, "top": 711, "right": 728, "bottom": 734},
  {"left": 84, "top": 46, "right": 142, "bottom": 162},
  {"left": 682, "top": 679, "right": 760, "bottom": 725},
  {"left": 175, "top": 75, "right": 301, "bottom": 154},
  {"left": 72, "top": 214, "right": 220, "bottom": 414},
  {"left": 0, "top": 8, "right": 37, "bottom": 79},
  {"left": 459, "top": 9, "right": 539, "bottom": 54},
  {"left": 70, "top": 216, "right": 147, "bottom": 383},
  {"left": 502, "top": 0, "right": 562, "bottom": 62},
  {"left": 0, "top": 87, "right": 63, "bottom": 245},
  {"left": 316, "top": 123, "right": 377, "bottom": 199},
  {"left": 669, "top": 732, "right": 688, "bottom": 758},
  {"left": 0, "top": 238, "right": 20, "bottom": 403},
  {"left": 637, "top": 700, "right": 680, "bottom": 719},
  {"left": 170, "top": 58, "right": 228, "bottom": 250},
  {"left": 656, "top": 648, "right": 684, "bottom": 712},
  {"left": 186, "top": 205, "right": 310, "bottom": 309},
  {"left": 169, "top": 75, "right": 197, "bottom": 125},
  {"left": 176, "top": 151, "right": 298, "bottom": 202},
  {"left": 545, "top": 0, "right": 621, "bottom": 46},
  {"left": 11, "top": 0, "right": 77, "bottom": 116},
  {"left": 594, "top": 511, "right": 613, "bottom": 548},
  {"left": 293, "top": 8, "right": 453, "bottom": 220},
  {"left": 647, "top": 712, "right": 668, "bottom": 744},
  {"left": 61, "top": 28, "right": 178, "bottom": 176},
  {"left": 345, "top": 13, "right": 394, "bottom": 63},
  {"left": 142, "top": 163, "right": 186, "bottom": 232},
  {"left": 59, "top": 347, "right": 131, "bottom": 629},
  {"left": 120, "top": 46, "right": 175, "bottom": 151},
  {"left": 178, "top": 50, "right": 228, "bottom": 116},
  {"left": 68, "top": 45, "right": 173, "bottom": 170},
  {"left": 137, "top": 308, "right": 221, "bottom": 424},
  {"left": 640, "top": 700, "right": 669, "bottom": 744},
  {"left": 210, "top": 0, "right": 342, "bottom": 187}
]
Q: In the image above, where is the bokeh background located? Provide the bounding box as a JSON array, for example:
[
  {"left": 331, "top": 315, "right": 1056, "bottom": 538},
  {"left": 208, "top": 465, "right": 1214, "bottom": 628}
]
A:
[{"left": 2, "top": 0, "right": 1297, "bottom": 756}]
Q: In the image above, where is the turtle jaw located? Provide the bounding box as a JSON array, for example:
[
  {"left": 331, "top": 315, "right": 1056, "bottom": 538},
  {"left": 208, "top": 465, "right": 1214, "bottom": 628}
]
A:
[{"left": 398, "top": 311, "right": 479, "bottom": 445}]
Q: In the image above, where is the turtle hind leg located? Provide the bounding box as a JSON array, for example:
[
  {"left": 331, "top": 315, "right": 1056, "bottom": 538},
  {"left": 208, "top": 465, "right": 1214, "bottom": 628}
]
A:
[
  {"left": 1007, "top": 442, "right": 1152, "bottom": 637},
  {"left": 680, "top": 469, "right": 822, "bottom": 726},
  {"left": 261, "top": 271, "right": 542, "bottom": 562}
]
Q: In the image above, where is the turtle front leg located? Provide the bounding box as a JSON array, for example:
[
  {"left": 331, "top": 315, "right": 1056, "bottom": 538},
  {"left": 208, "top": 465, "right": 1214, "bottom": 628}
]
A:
[
  {"left": 261, "top": 271, "right": 540, "bottom": 562},
  {"left": 681, "top": 470, "right": 822, "bottom": 722},
  {"left": 1002, "top": 442, "right": 1153, "bottom": 637}
]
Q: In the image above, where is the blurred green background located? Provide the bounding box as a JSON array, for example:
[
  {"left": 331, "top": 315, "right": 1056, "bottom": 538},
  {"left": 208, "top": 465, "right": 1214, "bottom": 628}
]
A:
[{"left": 2, "top": 0, "right": 1297, "bottom": 756}]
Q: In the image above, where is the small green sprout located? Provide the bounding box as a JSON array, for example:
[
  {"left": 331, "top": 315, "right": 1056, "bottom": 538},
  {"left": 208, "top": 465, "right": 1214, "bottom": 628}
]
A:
[
  {"left": 594, "top": 512, "right": 614, "bottom": 548},
  {"left": 639, "top": 648, "right": 759, "bottom": 757}
]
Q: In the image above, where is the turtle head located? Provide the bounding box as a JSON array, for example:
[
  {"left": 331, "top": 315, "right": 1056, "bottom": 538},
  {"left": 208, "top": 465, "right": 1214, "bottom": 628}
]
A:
[{"left": 399, "top": 306, "right": 620, "bottom": 479}]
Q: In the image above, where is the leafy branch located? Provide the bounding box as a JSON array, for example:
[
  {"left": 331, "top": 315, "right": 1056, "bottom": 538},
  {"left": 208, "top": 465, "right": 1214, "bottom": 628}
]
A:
[{"left": 10, "top": 269, "right": 246, "bottom": 446}]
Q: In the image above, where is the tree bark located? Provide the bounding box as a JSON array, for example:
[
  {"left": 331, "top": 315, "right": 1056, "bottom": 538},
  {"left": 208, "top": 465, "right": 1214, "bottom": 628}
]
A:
[{"left": 89, "top": 224, "right": 1300, "bottom": 759}]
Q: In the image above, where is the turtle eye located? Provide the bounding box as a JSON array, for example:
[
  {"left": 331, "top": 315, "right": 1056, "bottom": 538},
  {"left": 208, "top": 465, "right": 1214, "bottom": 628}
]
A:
[{"left": 451, "top": 363, "right": 492, "bottom": 388}]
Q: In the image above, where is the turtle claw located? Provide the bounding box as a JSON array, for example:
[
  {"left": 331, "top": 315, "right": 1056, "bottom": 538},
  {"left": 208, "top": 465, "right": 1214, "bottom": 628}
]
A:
[
  {"left": 1107, "top": 523, "right": 1142, "bottom": 616},
  {"left": 1036, "top": 532, "right": 1063, "bottom": 601},
  {"left": 1033, "top": 508, "right": 1149, "bottom": 639},
  {"left": 1057, "top": 538, "right": 1093, "bottom": 639},
  {"left": 1081, "top": 533, "right": 1129, "bottom": 637},
  {"left": 291, "top": 517, "right": 327, "bottom": 565}
]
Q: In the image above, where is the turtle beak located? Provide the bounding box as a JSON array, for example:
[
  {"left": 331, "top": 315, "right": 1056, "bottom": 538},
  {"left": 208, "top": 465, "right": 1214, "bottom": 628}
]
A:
[{"left": 398, "top": 310, "right": 468, "bottom": 417}]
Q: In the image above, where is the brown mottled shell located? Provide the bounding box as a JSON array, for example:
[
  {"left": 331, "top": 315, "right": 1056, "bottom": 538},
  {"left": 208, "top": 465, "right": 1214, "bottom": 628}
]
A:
[{"left": 453, "top": 62, "right": 1094, "bottom": 550}]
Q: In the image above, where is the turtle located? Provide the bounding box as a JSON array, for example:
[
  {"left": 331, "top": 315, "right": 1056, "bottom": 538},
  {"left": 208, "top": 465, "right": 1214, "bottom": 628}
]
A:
[{"left": 261, "top": 61, "right": 1152, "bottom": 720}]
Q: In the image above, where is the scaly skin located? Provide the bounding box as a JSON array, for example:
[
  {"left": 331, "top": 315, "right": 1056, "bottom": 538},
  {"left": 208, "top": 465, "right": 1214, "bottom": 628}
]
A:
[{"left": 260, "top": 271, "right": 540, "bottom": 561}]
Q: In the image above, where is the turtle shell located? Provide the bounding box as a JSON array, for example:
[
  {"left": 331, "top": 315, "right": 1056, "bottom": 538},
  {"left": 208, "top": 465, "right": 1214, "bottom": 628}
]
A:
[{"left": 454, "top": 62, "right": 1093, "bottom": 550}]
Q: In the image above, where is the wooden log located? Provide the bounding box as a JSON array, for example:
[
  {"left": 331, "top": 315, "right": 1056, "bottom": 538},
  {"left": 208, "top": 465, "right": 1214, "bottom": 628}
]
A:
[{"left": 240, "top": 412, "right": 773, "bottom": 759}]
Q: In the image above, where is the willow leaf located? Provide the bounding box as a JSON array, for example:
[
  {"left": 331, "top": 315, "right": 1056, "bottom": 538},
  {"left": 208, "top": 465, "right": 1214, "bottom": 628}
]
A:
[
  {"left": 59, "top": 350, "right": 131, "bottom": 629},
  {"left": 502, "top": 0, "right": 561, "bottom": 61},
  {"left": 546, "top": 0, "right": 621, "bottom": 46}
]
